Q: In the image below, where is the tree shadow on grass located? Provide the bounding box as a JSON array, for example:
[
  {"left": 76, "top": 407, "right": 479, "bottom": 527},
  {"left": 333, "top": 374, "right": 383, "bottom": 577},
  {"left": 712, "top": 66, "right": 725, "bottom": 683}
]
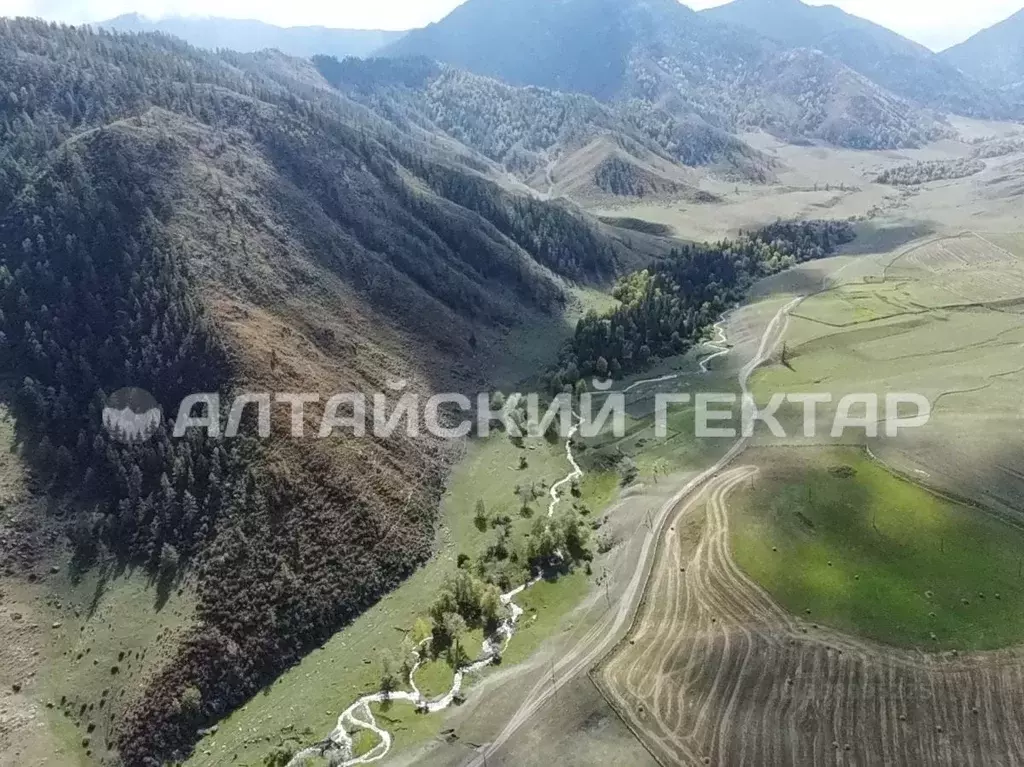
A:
[{"left": 841, "top": 220, "right": 936, "bottom": 257}]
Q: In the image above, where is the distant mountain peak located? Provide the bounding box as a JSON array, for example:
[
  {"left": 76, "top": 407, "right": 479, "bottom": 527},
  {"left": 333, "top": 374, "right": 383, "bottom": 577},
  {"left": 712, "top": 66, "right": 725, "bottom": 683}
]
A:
[
  {"left": 702, "top": 0, "right": 1011, "bottom": 118},
  {"left": 98, "top": 14, "right": 406, "bottom": 58},
  {"left": 103, "top": 11, "right": 146, "bottom": 24},
  {"left": 734, "top": 0, "right": 806, "bottom": 6},
  {"left": 941, "top": 8, "right": 1024, "bottom": 92}
]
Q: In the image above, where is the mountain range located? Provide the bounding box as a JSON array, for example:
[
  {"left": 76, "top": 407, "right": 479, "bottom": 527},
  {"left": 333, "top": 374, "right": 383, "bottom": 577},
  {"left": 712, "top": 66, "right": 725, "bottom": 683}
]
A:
[
  {"left": 381, "top": 0, "right": 1009, "bottom": 148},
  {"left": 98, "top": 1, "right": 1024, "bottom": 148},
  {"left": 313, "top": 55, "right": 772, "bottom": 199},
  {"left": 0, "top": 16, "right": 669, "bottom": 765},
  {"left": 99, "top": 13, "right": 406, "bottom": 58}
]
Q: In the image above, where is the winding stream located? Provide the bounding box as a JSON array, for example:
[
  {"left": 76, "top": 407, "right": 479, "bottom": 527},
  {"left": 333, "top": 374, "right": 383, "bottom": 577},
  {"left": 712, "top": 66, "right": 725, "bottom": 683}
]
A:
[
  {"left": 286, "top": 330, "right": 732, "bottom": 767},
  {"left": 546, "top": 413, "right": 582, "bottom": 518},
  {"left": 698, "top": 320, "right": 730, "bottom": 373}
]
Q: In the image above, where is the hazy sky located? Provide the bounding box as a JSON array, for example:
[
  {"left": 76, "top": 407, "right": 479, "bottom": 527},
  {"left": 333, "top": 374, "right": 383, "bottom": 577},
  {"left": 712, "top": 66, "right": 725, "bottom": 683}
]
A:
[{"left": 1, "top": 0, "right": 1021, "bottom": 51}]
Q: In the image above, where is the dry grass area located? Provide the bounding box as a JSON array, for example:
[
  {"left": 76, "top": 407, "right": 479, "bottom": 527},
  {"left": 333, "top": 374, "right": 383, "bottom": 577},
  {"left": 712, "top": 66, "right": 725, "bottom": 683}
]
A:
[
  {"left": 540, "top": 135, "right": 707, "bottom": 205},
  {"left": 599, "top": 465, "right": 1024, "bottom": 766},
  {"left": 482, "top": 675, "right": 659, "bottom": 767},
  {"left": 587, "top": 121, "right": 1024, "bottom": 243},
  {"left": 0, "top": 407, "right": 59, "bottom": 767},
  {"left": 886, "top": 232, "right": 1024, "bottom": 304},
  {"left": 1, "top": 583, "right": 63, "bottom": 767}
]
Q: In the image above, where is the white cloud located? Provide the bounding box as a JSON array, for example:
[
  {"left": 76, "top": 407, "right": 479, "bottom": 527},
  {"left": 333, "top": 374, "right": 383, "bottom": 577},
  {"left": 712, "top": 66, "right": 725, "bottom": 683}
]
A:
[{"left": 0, "top": 0, "right": 1021, "bottom": 49}]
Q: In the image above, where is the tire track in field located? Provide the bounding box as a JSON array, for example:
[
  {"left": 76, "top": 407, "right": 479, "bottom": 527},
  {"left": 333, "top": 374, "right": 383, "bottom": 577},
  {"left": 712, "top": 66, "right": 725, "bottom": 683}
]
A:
[{"left": 600, "top": 466, "right": 1024, "bottom": 766}]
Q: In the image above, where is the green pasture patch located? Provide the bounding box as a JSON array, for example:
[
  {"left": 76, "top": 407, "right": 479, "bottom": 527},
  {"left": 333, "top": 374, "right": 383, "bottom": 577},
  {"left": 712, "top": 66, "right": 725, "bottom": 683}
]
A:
[{"left": 731, "top": 447, "right": 1024, "bottom": 650}]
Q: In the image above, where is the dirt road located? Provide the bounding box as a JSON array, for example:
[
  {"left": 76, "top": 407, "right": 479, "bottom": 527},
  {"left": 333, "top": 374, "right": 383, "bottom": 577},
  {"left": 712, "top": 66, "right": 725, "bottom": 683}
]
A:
[{"left": 463, "top": 295, "right": 801, "bottom": 766}]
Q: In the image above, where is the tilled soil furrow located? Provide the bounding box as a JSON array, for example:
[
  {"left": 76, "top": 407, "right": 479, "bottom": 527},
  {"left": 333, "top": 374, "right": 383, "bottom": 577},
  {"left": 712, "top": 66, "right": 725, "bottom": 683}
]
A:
[{"left": 601, "top": 467, "right": 1024, "bottom": 766}]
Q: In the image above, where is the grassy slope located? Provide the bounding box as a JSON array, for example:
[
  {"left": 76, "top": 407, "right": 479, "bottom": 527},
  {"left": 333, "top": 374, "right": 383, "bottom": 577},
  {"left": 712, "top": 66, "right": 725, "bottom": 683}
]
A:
[
  {"left": 502, "top": 570, "right": 591, "bottom": 666},
  {"left": 617, "top": 405, "right": 728, "bottom": 478},
  {"left": 0, "top": 401, "right": 196, "bottom": 767},
  {"left": 731, "top": 447, "right": 1024, "bottom": 650},
  {"left": 43, "top": 572, "right": 195, "bottom": 765},
  {"left": 351, "top": 729, "right": 381, "bottom": 758},
  {"left": 747, "top": 245, "right": 1024, "bottom": 436},
  {"left": 488, "top": 286, "right": 622, "bottom": 391},
  {"left": 367, "top": 700, "right": 438, "bottom": 758}
]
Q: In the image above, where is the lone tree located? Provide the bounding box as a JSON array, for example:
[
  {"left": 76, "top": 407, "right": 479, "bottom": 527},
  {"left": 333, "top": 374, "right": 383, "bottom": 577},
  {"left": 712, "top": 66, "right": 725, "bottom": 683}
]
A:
[
  {"left": 440, "top": 612, "right": 467, "bottom": 661},
  {"left": 379, "top": 653, "right": 398, "bottom": 700},
  {"left": 473, "top": 500, "right": 488, "bottom": 532},
  {"left": 158, "top": 543, "right": 179, "bottom": 579}
]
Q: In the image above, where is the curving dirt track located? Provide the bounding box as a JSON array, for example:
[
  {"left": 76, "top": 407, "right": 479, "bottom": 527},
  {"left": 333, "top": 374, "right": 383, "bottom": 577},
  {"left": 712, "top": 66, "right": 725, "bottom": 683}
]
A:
[{"left": 599, "top": 466, "right": 1024, "bottom": 766}]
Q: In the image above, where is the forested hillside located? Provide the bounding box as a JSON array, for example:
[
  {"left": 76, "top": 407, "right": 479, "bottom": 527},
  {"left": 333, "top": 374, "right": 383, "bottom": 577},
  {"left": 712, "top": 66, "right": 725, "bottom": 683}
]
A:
[
  {"left": 313, "top": 56, "right": 771, "bottom": 194},
  {"left": 876, "top": 158, "right": 986, "bottom": 185},
  {"left": 382, "top": 0, "right": 949, "bottom": 150},
  {"left": 0, "top": 19, "right": 652, "bottom": 765}
]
